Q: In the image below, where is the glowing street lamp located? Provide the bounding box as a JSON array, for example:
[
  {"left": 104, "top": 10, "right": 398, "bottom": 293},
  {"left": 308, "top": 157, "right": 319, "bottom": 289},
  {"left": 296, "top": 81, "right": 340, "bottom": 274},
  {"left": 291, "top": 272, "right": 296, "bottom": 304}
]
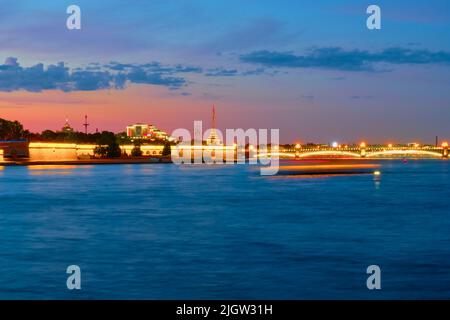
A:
[
  {"left": 360, "top": 142, "right": 367, "bottom": 148},
  {"left": 442, "top": 142, "right": 449, "bottom": 148}
]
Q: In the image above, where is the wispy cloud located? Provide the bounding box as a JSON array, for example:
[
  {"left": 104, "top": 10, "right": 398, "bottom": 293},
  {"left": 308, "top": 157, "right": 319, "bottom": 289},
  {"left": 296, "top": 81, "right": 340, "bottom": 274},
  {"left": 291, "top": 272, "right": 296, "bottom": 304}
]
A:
[
  {"left": 205, "top": 68, "right": 239, "bottom": 77},
  {"left": 240, "top": 47, "right": 450, "bottom": 71},
  {"left": 205, "top": 67, "right": 268, "bottom": 77}
]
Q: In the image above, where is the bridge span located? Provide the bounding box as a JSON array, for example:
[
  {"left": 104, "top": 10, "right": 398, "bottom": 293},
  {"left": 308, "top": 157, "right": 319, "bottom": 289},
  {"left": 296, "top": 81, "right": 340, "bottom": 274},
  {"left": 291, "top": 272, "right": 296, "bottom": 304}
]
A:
[{"left": 262, "top": 143, "right": 449, "bottom": 159}]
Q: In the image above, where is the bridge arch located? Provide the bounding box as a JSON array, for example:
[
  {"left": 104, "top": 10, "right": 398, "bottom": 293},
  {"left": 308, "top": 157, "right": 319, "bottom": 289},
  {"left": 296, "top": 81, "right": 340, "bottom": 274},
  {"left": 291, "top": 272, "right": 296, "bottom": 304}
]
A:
[
  {"left": 297, "top": 150, "right": 361, "bottom": 158},
  {"left": 366, "top": 150, "right": 442, "bottom": 158}
]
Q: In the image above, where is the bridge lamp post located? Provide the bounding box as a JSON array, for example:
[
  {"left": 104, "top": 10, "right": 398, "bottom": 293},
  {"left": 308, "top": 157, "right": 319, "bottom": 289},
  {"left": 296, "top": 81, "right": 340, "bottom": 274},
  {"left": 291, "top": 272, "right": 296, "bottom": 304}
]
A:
[
  {"left": 294, "top": 144, "right": 301, "bottom": 158},
  {"left": 360, "top": 142, "right": 367, "bottom": 158},
  {"left": 442, "top": 142, "right": 449, "bottom": 158}
]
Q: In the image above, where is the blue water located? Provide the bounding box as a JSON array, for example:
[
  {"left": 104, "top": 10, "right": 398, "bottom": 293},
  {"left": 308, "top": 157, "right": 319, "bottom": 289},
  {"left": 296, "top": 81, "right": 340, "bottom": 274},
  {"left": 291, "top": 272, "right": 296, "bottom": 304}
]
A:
[{"left": 0, "top": 160, "right": 450, "bottom": 299}]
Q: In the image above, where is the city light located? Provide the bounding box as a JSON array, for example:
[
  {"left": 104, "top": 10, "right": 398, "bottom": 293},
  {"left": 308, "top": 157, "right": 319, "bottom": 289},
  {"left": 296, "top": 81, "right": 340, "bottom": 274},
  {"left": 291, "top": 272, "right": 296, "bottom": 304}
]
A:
[
  {"left": 360, "top": 142, "right": 366, "bottom": 148},
  {"left": 442, "top": 142, "right": 449, "bottom": 148},
  {"left": 332, "top": 142, "right": 338, "bottom": 148}
]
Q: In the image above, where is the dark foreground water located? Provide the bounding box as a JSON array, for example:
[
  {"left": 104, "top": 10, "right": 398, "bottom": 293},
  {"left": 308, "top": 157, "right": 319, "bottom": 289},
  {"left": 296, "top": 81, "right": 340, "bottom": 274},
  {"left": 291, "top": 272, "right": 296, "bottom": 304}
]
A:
[{"left": 0, "top": 160, "right": 449, "bottom": 299}]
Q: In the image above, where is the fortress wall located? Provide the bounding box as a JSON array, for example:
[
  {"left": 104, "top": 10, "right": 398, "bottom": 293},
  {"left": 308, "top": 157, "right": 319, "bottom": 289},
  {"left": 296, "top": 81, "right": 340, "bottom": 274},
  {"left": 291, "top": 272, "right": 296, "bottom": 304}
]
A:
[
  {"left": 27, "top": 143, "right": 166, "bottom": 160},
  {"left": 122, "top": 145, "right": 164, "bottom": 156},
  {"left": 29, "top": 143, "right": 78, "bottom": 161}
]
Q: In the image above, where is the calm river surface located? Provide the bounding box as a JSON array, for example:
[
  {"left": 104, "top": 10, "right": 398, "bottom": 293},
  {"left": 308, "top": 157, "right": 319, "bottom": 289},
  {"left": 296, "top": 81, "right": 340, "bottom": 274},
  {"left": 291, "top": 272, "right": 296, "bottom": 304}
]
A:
[{"left": 0, "top": 160, "right": 449, "bottom": 299}]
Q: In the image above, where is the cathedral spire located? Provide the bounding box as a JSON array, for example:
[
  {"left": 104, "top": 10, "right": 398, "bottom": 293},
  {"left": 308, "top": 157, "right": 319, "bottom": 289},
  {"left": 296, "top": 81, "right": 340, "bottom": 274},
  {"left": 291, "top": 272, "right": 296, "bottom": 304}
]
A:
[{"left": 206, "top": 104, "right": 221, "bottom": 146}]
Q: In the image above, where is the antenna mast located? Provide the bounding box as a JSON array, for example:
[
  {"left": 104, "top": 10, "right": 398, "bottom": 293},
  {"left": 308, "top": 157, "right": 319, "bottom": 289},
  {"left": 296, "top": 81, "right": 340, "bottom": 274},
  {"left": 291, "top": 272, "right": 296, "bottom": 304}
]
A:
[{"left": 83, "top": 115, "right": 90, "bottom": 134}]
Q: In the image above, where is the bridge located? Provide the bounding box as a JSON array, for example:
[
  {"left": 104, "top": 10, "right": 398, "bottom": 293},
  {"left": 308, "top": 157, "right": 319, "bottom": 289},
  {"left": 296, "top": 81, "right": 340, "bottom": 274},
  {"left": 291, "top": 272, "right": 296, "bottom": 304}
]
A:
[{"left": 262, "top": 142, "right": 449, "bottom": 159}]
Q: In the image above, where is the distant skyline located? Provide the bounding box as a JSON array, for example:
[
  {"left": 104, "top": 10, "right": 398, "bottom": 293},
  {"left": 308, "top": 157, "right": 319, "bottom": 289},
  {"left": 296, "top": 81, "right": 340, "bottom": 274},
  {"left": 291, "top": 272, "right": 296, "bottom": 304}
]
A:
[{"left": 1, "top": 0, "right": 450, "bottom": 144}]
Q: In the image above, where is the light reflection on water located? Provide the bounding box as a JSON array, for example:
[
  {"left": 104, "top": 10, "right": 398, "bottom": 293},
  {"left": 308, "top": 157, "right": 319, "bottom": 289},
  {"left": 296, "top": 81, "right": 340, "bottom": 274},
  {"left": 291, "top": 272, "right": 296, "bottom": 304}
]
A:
[
  {"left": 0, "top": 160, "right": 450, "bottom": 299},
  {"left": 26, "top": 165, "right": 92, "bottom": 176}
]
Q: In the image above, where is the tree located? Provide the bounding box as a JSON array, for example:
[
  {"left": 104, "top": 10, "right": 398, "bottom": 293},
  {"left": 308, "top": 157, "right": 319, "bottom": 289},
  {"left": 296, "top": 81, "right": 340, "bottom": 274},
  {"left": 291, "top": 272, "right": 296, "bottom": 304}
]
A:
[
  {"left": 116, "top": 131, "right": 132, "bottom": 145},
  {"left": 0, "top": 118, "right": 26, "bottom": 140},
  {"left": 96, "top": 131, "right": 116, "bottom": 146},
  {"left": 94, "top": 146, "right": 107, "bottom": 158},
  {"left": 94, "top": 131, "right": 122, "bottom": 158},
  {"left": 40, "top": 130, "right": 58, "bottom": 141},
  {"left": 131, "top": 146, "right": 142, "bottom": 157},
  {"left": 106, "top": 142, "right": 122, "bottom": 158},
  {"left": 162, "top": 142, "right": 171, "bottom": 157}
]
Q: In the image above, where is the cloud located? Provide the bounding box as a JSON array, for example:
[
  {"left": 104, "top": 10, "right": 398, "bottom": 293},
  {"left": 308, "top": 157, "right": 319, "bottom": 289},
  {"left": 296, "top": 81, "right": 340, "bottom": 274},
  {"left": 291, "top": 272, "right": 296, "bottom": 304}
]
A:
[
  {"left": 240, "top": 47, "right": 450, "bottom": 71},
  {"left": 241, "top": 68, "right": 266, "bottom": 76},
  {"left": 107, "top": 62, "right": 203, "bottom": 74},
  {"left": 0, "top": 56, "right": 278, "bottom": 92},
  {"left": 205, "top": 68, "right": 239, "bottom": 77},
  {"left": 205, "top": 67, "right": 268, "bottom": 77},
  {"left": 0, "top": 58, "right": 203, "bottom": 92}
]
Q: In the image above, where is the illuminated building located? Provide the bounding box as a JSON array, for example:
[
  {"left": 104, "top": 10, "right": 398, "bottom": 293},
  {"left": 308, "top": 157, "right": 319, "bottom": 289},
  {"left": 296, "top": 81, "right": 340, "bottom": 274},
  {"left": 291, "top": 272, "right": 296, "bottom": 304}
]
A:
[
  {"left": 61, "top": 119, "right": 74, "bottom": 133},
  {"left": 126, "top": 123, "right": 173, "bottom": 141}
]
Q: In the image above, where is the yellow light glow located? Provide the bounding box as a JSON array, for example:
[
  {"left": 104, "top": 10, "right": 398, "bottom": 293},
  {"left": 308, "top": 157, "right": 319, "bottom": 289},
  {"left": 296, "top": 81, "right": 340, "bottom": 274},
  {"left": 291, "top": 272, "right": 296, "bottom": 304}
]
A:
[
  {"left": 374, "top": 171, "right": 381, "bottom": 176},
  {"left": 28, "top": 165, "right": 77, "bottom": 170},
  {"left": 360, "top": 142, "right": 366, "bottom": 148},
  {"left": 442, "top": 142, "right": 449, "bottom": 148},
  {"left": 388, "top": 144, "right": 393, "bottom": 148},
  {"left": 295, "top": 144, "right": 301, "bottom": 149}
]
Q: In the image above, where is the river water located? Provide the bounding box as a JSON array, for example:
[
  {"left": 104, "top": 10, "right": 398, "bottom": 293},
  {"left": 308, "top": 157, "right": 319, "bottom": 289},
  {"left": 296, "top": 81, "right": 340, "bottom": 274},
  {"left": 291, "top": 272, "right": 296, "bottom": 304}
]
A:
[{"left": 0, "top": 160, "right": 449, "bottom": 299}]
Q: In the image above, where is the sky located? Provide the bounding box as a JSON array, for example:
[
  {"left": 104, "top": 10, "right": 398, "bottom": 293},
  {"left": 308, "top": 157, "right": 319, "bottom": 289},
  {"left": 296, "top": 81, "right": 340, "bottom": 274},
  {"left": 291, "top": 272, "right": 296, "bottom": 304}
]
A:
[{"left": 0, "top": 0, "right": 450, "bottom": 144}]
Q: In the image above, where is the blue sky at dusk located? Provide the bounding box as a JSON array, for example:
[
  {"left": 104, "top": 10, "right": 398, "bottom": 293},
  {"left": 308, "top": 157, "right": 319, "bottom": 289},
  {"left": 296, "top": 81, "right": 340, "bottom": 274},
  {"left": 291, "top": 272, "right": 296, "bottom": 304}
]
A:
[{"left": 0, "top": 0, "right": 449, "bottom": 143}]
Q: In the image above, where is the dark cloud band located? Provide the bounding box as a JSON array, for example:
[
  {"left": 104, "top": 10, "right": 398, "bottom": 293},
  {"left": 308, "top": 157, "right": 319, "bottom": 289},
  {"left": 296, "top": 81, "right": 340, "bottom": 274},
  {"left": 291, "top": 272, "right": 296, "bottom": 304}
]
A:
[{"left": 240, "top": 47, "right": 450, "bottom": 71}]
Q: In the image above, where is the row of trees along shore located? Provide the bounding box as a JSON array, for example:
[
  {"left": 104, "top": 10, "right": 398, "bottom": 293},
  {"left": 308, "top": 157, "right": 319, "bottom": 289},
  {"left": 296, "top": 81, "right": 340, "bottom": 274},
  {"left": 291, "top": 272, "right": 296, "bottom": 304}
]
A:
[{"left": 0, "top": 118, "right": 172, "bottom": 158}]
